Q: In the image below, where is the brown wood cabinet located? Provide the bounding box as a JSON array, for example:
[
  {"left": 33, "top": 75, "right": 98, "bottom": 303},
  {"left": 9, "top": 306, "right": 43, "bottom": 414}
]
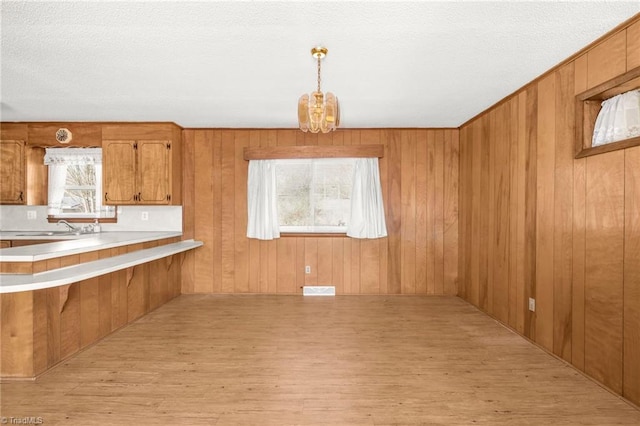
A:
[
  {"left": 103, "top": 139, "right": 173, "bottom": 205},
  {"left": 0, "top": 140, "right": 26, "bottom": 204}
]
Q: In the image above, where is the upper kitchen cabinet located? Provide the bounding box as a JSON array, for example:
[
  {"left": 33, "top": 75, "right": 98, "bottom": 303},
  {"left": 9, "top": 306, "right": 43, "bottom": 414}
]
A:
[
  {"left": 103, "top": 139, "right": 172, "bottom": 204},
  {"left": 0, "top": 140, "right": 26, "bottom": 204},
  {"left": 102, "top": 124, "right": 182, "bottom": 205},
  {"left": 103, "top": 140, "right": 137, "bottom": 204}
]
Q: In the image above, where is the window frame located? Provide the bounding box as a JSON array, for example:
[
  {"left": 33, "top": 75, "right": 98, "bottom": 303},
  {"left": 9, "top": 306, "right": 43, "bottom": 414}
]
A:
[
  {"left": 48, "top": 163, "right": 103, "bottom": 217},
  {"left": 575, "top": 66, "right": 640, "bottom": 158},
  {"left": 243, "top": 144, "right": 385, "bottom": 238},
  {"left": 45, "top": 148, "right": 116, "bottom": 223}
]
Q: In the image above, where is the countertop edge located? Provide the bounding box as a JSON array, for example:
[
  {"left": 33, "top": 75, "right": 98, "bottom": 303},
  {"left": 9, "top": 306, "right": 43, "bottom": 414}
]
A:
[{"left": 0, "top": 240, "right": 203, "bottom": 293}]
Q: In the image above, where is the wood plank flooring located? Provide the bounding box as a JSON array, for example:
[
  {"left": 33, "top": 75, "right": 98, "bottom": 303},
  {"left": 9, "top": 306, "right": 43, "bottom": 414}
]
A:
[{"left": 1, "top": 295, "right": 639, "bottom": 425}]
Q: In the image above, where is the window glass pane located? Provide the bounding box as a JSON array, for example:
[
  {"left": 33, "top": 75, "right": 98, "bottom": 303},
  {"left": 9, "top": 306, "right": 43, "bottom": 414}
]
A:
[
  {"left": 312, "top": 160, "right": 352, "bottom": 228},
  {"left": 275, "top": 158, "right": 354, "bottom": 233},
  {"left": 62, "top": 164, "right": 99, "bottom": 213},
  {"left": 276, "top": 162, "right": 312, "bottom": 227},
  {"left": 45, "top": 148, "right": 114, "bottom": 220},
  {"left": 48, "top": 160, "right": 108, "bottom": 219}
]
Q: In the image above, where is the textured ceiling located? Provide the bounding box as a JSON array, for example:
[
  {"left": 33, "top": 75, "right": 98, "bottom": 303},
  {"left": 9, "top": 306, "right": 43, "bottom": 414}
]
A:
[{"left": 1, "top": 1, "right": 639, "bottom": 129}]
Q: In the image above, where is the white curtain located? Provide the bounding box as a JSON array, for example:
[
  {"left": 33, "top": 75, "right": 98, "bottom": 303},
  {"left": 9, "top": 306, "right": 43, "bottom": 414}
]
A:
[
  {"left": 44, "top": 147, "right": 102, "bottom": 165},
  {"left": 247, "top": 160, "right": 280, "bottom": 240},
  {"left": 592, "top": 89, "right": 640, "bottom": 147},
  {"left": 347, "top": 158, "right": 387, "bottom": 239},
  {"left": 44, "top": 148, "right": 102, "bottom": 215},
  {"left": 47, "top": 164, "right": 67, "bottom": 215}
]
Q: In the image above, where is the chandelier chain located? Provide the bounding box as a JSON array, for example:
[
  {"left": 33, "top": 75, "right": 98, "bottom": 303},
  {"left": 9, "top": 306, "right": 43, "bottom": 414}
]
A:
[{"left": 317, "top": 55, "right": 322, "bottom": 93}]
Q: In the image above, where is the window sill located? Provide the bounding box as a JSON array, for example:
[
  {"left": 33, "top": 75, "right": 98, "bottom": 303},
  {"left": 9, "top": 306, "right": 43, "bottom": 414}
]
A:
[
  {"left": 575, "top": 136, "right": 640, "bottom": 159},
  {"left": 47, "top": 216, "right": 117, "bottom": 224},
  {"left": 280, "top": 232, "right": 347, "bottom": 238}
]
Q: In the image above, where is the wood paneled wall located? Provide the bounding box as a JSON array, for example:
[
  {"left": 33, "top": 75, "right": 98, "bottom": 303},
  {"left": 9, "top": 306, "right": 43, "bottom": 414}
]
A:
[
  {"left": 181, "top": 129, "right": 459, "bottom": 295},
  {"left": 459, "top": 17, "right": 640, "bottom": 406}
]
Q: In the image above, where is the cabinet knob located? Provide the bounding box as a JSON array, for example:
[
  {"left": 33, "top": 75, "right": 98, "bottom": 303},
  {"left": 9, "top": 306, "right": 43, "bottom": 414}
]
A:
[{"left": 18, "top": 191, "right": 23, "bottom": 201}]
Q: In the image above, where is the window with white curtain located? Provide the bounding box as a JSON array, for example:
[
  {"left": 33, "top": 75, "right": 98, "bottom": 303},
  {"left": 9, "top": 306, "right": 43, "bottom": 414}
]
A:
[
  {"left": 246, "top": 156, "right": 387, "bottom": 240},
  {"left": 44, "top": 148, "right": 104, "bottom": 218},
  {"left": 592, "top": 89, "right": 640, "bottom": 147}
]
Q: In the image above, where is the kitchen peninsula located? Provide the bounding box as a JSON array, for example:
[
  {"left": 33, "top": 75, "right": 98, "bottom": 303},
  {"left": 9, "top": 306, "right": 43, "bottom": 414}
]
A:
[{"left": 0, "top": 231, "right": 202, "bottom": 379}]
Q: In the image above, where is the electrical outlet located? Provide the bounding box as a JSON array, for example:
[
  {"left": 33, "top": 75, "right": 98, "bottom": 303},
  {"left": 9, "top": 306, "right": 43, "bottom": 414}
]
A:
[
  {"left": 141, "top": 211, "right": 149, "bottom": 221},
  {"left": 27, "top": 210, "right": 37, "bottom": 220},
  {"left": 528, "top": 298, "right": 536, "bottom": 312},
  {"left": 305, "top": 266, "right": 311, "bottom": 274}
]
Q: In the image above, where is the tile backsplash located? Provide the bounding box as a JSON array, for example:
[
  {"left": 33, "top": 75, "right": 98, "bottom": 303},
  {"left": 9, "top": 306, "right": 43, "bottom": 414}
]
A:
[{"left": 0, "top": 205, "right": 182, "bottom": 232}]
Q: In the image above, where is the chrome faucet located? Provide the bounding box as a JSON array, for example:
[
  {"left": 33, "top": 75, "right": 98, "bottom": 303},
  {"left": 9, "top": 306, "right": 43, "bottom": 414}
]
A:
[{"left": 57, "top": 220, "right": 79, "bottom": 231}]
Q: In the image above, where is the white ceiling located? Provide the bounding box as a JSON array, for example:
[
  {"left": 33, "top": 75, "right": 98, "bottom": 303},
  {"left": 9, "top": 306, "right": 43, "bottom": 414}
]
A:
[{"left": 1, "top": 1, "right": 639, "bottom": 129}]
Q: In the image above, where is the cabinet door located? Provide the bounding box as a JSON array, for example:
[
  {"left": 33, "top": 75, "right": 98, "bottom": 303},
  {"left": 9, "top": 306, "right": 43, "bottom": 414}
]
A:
[
  {"left": 0, "top": 140, "right": 26, "bottom": 204},
  {"left": 103, "top": 140, "right": 136, "bottom": 204},
  {"left": 137, "top": 140, "right": 171, "bottom": 204}
]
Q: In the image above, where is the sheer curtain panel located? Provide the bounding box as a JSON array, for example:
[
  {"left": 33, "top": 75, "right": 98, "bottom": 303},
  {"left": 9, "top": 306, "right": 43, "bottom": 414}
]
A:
[
  {"left": 592, "top": 89, "right": 640, "bottom": 146},
  {"left": 246, "top": 160, "right": 280, "bottom": 240},
  {"left": 347, "top": 158, "right": 387, "bottom": 239},
  {"left": 46, "top": 165, "right": 67, "bottom": 215}
]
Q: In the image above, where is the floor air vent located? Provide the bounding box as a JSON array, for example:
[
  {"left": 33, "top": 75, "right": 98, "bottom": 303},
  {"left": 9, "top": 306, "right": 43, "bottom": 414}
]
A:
[{"left": 303, "top": 286, "right": 336, "bottom": 296}]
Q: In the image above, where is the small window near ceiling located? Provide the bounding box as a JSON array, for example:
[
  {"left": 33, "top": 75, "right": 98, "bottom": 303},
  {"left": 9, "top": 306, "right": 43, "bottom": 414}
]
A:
[
  {"left": 44, "top": 148, "right": 113, "bottom": 220},
  {"left": 592, "top": 89, "right": 640, "bottom": 147},
  {"left": 275, "top": 158, "right": 355, "bottom": 233}
]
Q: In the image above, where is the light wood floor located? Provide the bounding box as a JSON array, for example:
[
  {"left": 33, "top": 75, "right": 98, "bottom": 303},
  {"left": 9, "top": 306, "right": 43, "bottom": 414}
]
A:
[{"left": 1, "top": 295, "right": 639, "bottom": 425}]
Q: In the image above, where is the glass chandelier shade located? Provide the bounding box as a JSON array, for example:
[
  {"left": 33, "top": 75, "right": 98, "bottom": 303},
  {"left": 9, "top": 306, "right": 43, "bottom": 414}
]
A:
[{"left": 298, "top": 47, "right": 340, "bottom": 133}]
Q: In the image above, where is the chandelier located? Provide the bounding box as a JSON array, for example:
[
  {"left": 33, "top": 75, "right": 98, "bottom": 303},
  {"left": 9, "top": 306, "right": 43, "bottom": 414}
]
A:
[{"left": 298, "top": 46, "right": 340, "bottom": 133}]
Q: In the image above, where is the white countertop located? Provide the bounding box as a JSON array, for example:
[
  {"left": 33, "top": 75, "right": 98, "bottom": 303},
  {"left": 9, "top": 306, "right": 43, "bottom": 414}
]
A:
[{"left": 0, "top": 231, "right": 183, "bottom": 262}]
